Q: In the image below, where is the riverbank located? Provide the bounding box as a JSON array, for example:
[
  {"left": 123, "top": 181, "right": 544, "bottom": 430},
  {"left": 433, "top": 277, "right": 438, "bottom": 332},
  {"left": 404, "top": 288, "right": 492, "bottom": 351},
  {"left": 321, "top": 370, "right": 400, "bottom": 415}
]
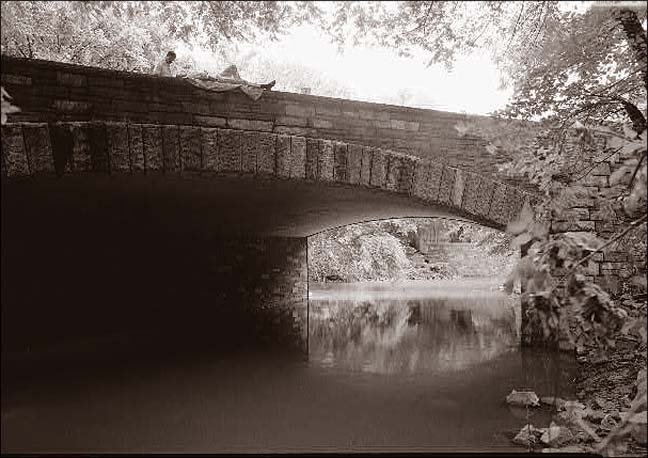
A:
[{"left": 510, "top": 294, "right": 647, "bottom": 456}]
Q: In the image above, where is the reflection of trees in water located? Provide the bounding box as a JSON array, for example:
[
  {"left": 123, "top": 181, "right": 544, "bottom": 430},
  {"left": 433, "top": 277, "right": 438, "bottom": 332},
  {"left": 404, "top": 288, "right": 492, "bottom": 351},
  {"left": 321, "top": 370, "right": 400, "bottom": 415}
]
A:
[{"left": 309, "top": 297, "right": 519, "bottom": 374}]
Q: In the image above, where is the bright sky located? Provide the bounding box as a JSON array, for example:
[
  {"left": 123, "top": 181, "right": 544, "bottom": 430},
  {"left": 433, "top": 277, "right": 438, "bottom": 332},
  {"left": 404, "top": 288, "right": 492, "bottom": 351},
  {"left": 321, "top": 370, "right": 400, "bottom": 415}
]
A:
[
  {"left": 255, "top": 23, "right": 513, "bottom": 115},
  {"left": 181, "top": 1, "right": 621, "bottom": 115}
]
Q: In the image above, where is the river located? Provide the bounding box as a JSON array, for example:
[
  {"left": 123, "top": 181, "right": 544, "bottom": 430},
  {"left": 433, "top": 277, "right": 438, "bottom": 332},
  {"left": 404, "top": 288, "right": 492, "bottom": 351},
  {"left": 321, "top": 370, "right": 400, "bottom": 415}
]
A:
[{"left": 1, "top": 279, "right": 576, "bottom": 453}]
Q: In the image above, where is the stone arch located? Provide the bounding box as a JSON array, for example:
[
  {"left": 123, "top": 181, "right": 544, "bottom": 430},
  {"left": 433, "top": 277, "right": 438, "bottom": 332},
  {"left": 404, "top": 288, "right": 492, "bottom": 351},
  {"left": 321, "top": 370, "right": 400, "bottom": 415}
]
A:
[{"left": 1, "top": 121, "right": 537, "bottom": 234}]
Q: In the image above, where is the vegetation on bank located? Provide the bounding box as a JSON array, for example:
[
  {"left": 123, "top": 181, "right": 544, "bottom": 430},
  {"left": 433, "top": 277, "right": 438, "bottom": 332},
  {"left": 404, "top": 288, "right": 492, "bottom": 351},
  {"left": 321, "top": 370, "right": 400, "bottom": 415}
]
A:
[{"left": 308, "top": 219, "right": 517, "bottom": 283}]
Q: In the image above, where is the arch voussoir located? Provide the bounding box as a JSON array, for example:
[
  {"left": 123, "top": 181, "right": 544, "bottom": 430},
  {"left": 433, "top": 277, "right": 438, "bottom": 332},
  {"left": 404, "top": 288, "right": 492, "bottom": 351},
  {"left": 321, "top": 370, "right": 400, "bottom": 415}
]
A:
[{"left": 1, "top": 121, "right": 533, "bottom": 230}]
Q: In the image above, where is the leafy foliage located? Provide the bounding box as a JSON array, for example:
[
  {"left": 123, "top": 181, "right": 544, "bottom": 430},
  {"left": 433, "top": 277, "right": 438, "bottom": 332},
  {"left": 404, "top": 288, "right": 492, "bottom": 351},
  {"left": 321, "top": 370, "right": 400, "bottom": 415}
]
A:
[
  {"left": 308, "top": 218, "right": 516, "bottom": 283},
  {"left": 0, "top": 1, "right": 318, "bottom": 72}
]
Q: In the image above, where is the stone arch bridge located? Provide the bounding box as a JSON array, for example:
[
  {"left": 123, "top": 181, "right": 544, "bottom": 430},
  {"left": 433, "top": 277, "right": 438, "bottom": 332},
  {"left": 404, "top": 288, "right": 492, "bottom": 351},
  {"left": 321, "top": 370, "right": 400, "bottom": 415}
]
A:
[{"left": 1, "top": 56, "right": 613, "bottom": 357}]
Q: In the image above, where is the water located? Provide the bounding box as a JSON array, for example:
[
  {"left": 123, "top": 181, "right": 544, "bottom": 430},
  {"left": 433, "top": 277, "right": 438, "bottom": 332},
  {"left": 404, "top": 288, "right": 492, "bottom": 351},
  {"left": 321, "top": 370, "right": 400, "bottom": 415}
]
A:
[{"left": 1, "top": 280, "right": 576, "bottom": 453}]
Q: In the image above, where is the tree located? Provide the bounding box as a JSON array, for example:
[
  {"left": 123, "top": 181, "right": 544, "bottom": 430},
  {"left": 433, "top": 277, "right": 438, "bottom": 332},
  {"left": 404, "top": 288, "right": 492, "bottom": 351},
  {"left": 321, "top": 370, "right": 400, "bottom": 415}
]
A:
[
  {"left": 0, "top": 1, "right": 320, "bottom": 72},
  {"left": 325, "top": 3, "right": 647, "bottom": 453}
]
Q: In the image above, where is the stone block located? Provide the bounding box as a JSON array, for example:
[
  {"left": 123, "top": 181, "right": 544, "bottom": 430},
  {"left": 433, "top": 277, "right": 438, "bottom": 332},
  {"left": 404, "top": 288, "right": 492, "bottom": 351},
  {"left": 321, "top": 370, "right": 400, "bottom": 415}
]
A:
[
  {"left": 181, "top": 100, "right": 210, "bottom": 115},
  {"left": 277, "top": 116, "right": 307, "bottom": 127},
  {"left": 305, "top": 138, "right": 319, "bottom": 180},
  {"left": 398, "top": 156, "right": 417, "bottom": 194},
  {"left": 438, "top": 166, "right": 456, "bottom": 206},
  {"left": 488, "top": 183, "right": 509, "bottom": 226},
  {"left": 112, "top": 99, "right": 147, "bottom": 113},
  {"left": 318, "top": 140, "right": 334, "bottom": 182},
  {"left": 315, "top": 105, "right": 341, "bottom": 117},
  {"left": 603, "top": 251, "right": 628, "bottom": 262},
  {"left": 200, "top": 127, "right": 219, "bottom": 171},
  {"left": 289, "top": 136, "right": 306, "bottom": 179},
  {"left": 255, "top": 131, "right": 276, "bottom": 175},
  {"left": 275, "top": 134, "right": 291, "bottom": 178},
  {"left": 194, "top": 115, "right": 227, "bottom": 127},
  {"left": 583, "top": 174, "right": 608, "bottom": 187},
  {"left": 551, "top": 220, "right": 596, "bottom": 232},
  {"left": 161, "top": 125, "right": 180, "bottom": 174},
  {"left": 373, "top": 119, "right": 392, "bottom": 130},
  {"left": 390, "top": 119, "right": 420, "bottom": 131},
  {"left": 425, "top": 161, "right": 444, "bottom": 202},
  {"left": 1, "top": 125, "right": 30, "bottom": 177},
  {"left": 285, "top": 104, "right": 315, "bottom": 118},
  {"left": 22, "top": 124, "right": 55, "bottom": 174},
  {"left": 217, "top": 128, "right": 241, "bottom": 172},
  {"left": 360, "top": 146, "right": 373, "bottom": 186},
  {"left": 460, "top": 171, "right": 480, "bottom": 214},
  {"left": 273, "top": 126, "right": 316, "bottom": 137},
  {"left": 57, "top": 72, "right": 87, "bottom": 87},
  {"left": 452, "top": 169, "right": 466, "bottom": 207},
  {"left": 239, "top": 131, "right": 260, "bottom": 173},
  {"left": 474, "top": 176, "right": 497, "bottom": 219},
  {"left": 128, "top": 124, "right": 145, "bottom": 172},
  {"left": 555, "top": 208, "right": 590, "bottom": 222},
  {"left": 346, "top": 144, "right": 363, "bottom": 185},
  {"left": 70, "top": 123, "right": 92, "bottom": 172},
  {"left": 106, "top": 122, "right": 131, "bottom": 173},
  {"left": 1, "top": 74, "right": 32, "bottom": 85},
  {"left": 86, "top": 122, "right": 109, "bottom": 173},
  {"left": 591, "top": 162, "right": 611, "bottom": 175},
  {"left": 333, "top": 142, "right": 348, "bottom": 183},
  {"left": 411, "top": 160, "right": 430, "bottom": 199},
  {"left": 358, "top": 109, "right": 390, "bottom": 121},
  {"left": 385, "top": 153, "right": 402, "bottom": 191},
  {"left": 228, "top": 118, "right": 273, "bottom": 132},
  {"left": 179, "top": 126, "right": 202, "bottom": 172},
  {"left": 370, "top": 148, "right": 386, "bottom": 188},
  {"left": 88, "top": 76, "right": 123, "bottom": 87},
  {"left": 312, "top": 118, "right": 333, "bottom": 129},
  {"left": 54, "top": 100, "right": 91, "bottom": 113}
]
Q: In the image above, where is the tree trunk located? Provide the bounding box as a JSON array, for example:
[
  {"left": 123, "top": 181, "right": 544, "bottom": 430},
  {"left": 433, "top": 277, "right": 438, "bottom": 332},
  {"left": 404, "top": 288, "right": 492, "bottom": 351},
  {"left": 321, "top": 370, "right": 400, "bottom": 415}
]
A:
[
  {"left": 614, "top": 9, "right": 647, "bottom": 134},
  {"left": 614, "top": 9, "right": 647, "bottom": 94}
]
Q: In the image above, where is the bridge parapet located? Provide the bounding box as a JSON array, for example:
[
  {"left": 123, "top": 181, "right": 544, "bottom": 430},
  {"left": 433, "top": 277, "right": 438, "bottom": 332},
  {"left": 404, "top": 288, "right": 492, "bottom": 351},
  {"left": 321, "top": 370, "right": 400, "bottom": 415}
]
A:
[{"left": 1, "top": 55, "right": 535, "bottom": 192}]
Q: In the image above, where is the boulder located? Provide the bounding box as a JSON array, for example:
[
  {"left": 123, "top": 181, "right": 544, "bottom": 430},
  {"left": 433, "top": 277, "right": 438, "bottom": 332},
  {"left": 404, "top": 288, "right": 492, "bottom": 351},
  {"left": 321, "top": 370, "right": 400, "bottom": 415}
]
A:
[
  {"left": 506, "top": 390, "right": 540, "bottom": 407},
  {"left": 513, "top": 424, "right": 540, "bottom": 447},
  {"left": 541, "top": 396, "right": 567, "bottom": 410},
  {"left": 540, "top": 422, "right": 574, "bottom": 448}
]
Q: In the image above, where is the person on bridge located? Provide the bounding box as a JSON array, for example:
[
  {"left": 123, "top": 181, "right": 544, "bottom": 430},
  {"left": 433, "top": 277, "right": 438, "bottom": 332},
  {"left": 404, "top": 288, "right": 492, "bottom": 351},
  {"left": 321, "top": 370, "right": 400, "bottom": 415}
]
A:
[
  {"left": 203, "top": 64, "right": 275, "bottom": 91},
  {"left": 154, "top": 51, "right": 177, "bottom": 77}
]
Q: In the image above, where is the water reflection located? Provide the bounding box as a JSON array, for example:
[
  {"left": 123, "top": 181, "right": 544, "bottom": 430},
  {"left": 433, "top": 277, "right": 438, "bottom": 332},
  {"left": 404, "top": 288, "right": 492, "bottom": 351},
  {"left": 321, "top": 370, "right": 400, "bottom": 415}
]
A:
[{"left": 309, "top": 283, "right": 521, "bottom": 374}]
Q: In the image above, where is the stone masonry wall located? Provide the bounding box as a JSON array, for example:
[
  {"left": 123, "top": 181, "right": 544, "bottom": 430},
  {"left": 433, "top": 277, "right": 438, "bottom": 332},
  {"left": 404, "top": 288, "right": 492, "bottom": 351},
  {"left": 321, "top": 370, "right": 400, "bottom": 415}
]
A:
[
  {"left": 1, "top": 55, "right": 532, "bottom": 191},
  {"left": 549, "top": 155, "right": 646, "bottom": 294}
]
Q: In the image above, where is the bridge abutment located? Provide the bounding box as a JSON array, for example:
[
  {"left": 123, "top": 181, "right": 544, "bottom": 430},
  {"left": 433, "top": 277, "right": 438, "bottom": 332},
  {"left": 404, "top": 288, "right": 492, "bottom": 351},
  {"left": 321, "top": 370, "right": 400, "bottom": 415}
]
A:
[{"left": 1, "top": 190, "right": 309, "bottom": 359}]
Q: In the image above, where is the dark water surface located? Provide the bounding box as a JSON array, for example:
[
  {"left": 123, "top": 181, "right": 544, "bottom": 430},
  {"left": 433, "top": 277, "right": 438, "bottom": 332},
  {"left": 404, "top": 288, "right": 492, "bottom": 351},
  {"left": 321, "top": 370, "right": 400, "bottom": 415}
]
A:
[{"left": 1, "top": 280, "right": 576, "bottom": 453}]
